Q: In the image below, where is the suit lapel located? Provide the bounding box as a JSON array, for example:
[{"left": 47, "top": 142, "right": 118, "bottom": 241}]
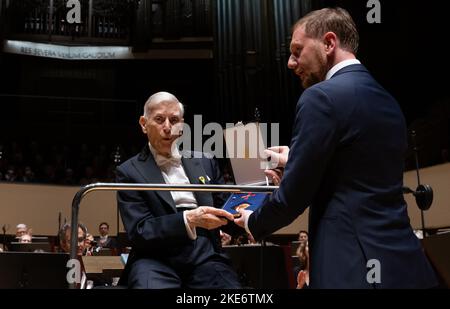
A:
[
  {"left": 132, "top": 146, "right": 177, "bottom": 212},
  {"left": 182, "top": 157, "right": 214, "bottom": 206}
]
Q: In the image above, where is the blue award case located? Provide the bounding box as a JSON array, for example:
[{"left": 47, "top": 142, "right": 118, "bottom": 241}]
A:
[{"left": 222, "top": 192, "right": 269, "bottom": 217}]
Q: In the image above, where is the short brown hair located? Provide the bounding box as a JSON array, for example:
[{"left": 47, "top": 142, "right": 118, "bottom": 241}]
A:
[
  {"left": 293, "top": 7, "right": 359, "bottom": 54},
  {"left": 59, "top": 222, "right": 87, "bottom": 245}
]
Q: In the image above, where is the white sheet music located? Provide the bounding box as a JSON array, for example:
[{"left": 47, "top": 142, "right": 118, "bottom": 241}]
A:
[{"left": 224, "top": 122, "right": 269, "bottom": 185}]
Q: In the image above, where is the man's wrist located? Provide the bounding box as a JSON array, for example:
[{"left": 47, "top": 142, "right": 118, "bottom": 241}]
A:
[
  {"left": 183, "top": 211, "right": 197, "bottom": 240},
  {"left": 244, "top": 212, "right": 252, "bottom": 236}
]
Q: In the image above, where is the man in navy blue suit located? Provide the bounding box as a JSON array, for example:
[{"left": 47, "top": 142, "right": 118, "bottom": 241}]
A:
[
  {"left": 235, "top": 8, "right": 437, "bottom": 288},
  {"left": 117, "top": 91, "right": 240, "bottom": 288}
]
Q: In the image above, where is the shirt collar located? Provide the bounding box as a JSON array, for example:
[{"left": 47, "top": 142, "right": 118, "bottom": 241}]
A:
[
  {"left": 326, "top": 59, "right": 361, "bottom": 80},
  {"left": 148, "top": 142, "right": 182, "bottom": 168}
]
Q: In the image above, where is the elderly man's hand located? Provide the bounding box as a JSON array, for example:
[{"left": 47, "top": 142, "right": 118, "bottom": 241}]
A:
[{"left": 185, "top": 206, "right": 234, "bottom": 230}]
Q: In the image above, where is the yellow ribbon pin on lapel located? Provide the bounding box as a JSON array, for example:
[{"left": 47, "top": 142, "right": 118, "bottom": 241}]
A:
[{"left": 199, "top": 176, "right": 206, "bottom": 184}]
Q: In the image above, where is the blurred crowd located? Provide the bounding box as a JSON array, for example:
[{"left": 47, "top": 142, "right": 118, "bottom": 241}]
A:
[
  {"left": 0, "top": 221, "right": 122, "bottom": 256},
  {"left": 0, "top": 141, "right": 235, "bottom": 186},
  {"left": 0, "top": 141, "right": 136, "bottom": 185}
]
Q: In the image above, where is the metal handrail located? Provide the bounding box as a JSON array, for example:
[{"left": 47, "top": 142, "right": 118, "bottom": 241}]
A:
[{"left": 69, "top": 182, "right": 277, "bottom": 288}]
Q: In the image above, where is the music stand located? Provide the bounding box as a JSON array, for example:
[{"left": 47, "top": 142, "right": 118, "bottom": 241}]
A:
[
  {"left": 0, "top": 252, "right": 70, "bottom": 288},
  {"left": 31, "top": 236, "right": 49, "bottom": 242},
  {"left": 93, "top": 248, "right": 112, "bottom": 256},
  {"left": 82, "top": 256, "right": 124, "bottom": 286},
  {"left": 9, "top": 242, "right": 52, "bottom": 253}
]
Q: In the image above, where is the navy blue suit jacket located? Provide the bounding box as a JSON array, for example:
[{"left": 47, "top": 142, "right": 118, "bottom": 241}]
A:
[
  {"left": 116, "top": 146, "right": 233, "bottom": 286},
  {"left": 248, "top": 64, "right": 437, "bottom": 288}
]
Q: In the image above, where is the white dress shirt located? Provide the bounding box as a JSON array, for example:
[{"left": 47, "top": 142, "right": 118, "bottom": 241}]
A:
[
  {"left": 99, "top": 235, "right": 110, "bottom": 247},
  {"left": 325, "top": 59, "right": 361, "bottom": 80},
  {"left": 148, "top": 142, "right": 198, "bottom": 239}
]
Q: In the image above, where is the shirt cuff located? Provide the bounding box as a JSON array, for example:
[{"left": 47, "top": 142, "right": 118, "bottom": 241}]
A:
[
  {"left": 244, "top": 211, "right": 252, "bottom": 236},
  {"left": 183, "top": 211, "right": 197, "bottom": 240}
]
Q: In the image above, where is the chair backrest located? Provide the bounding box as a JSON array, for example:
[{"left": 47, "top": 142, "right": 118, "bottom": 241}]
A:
[{"left": 93, "top": 248, "right": 113, "bottom": 256}]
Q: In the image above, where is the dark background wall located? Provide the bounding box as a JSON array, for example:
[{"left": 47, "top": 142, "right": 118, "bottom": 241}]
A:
[{"left": 0, "top": 0, "right": 449, "bottom": 178}]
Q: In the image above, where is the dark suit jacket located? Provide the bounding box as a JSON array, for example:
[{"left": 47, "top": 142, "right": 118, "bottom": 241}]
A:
[
  {"left": 116, "top": 145, "right": 231, "bottom": 285},
  {"left": 248, "top": 64, "right": 438, "bottom": 288},
  {"left": 94, "top": 236, "right": 118, "bottom": 249}
]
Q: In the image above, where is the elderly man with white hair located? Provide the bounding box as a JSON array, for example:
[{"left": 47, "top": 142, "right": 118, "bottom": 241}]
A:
[
  {"left": 15, "top": 223, "right": 29, "bottom": 238},
  {"left": 116, "top": 91, "right": 240, "bottom": 289}
]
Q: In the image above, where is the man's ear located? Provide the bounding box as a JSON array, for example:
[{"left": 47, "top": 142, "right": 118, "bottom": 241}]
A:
[
  {"left": 139, "top": 116, "right": 147, "bottom": 134},
  {"left": 323, "top": 32, "right": 337, "bottom": 53}
]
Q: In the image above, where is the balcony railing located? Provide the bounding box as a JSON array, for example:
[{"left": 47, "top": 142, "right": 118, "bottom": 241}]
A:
[
  {"left": 2, "top": 0, "right": 213, "bottom": 46},
  {"left": 5, "top": 0, "right": 137, "bottom": 44}
]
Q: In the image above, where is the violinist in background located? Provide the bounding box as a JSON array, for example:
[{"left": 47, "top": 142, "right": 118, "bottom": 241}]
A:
[
  {"left": 84, "top": 233, "right": 99, "bottom": 256},
  {"left": 59, "top": 222, "right": 90, "bottom": 288},
  {"left": 59, "top": 222, "right": 87, "bottom": 257},
  {"left": 296, "top": 242, "right": 309, "bottom": 289}
]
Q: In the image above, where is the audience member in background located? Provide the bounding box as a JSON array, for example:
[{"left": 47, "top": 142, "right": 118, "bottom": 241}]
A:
[
  {"left": 19, "top": 233, "right": 32, "bottom": 243},
  {"left": 298, "top": 230, "right": 308, "bottom": 245},
  {"left": 84, "top": 233, "right": 98, "bottom": 256},
  {"left": 96, "top": 222, "right": 117, "bottom": 249},
  {"left": 234, "top": 232, "right": 259, "bottom": 245},
  {"left": 234, "top": 233, "right": 248, "bottom": 246},
  {"left": 59, "top": 222, "right": 87, "bottom": 256},
  {"left": 22, "top": 166, "right": 36, "bottom": 182},
  {"left": 220, "top": 230, "right": 232, "bottom": 246},
  {"left": 296, "top": 242, "right": 310, "bottom": 289},
  {"left": 58, "top": 223, "right": 90, "bottom": 288},
  {"left": 293, "top": 231, "right": 310, "bottom": 284},
  {"left": 15, "top": 223, "right": 28, "bottom": 239}
]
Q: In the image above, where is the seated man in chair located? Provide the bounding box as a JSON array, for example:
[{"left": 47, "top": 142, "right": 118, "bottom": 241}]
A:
[{"left": 117, "top": 91, "right": 241, "bottom": 289}]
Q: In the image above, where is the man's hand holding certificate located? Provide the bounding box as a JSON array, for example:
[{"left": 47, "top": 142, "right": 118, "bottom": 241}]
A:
[
  {"left": 234, "top": 146, "right": 290, "bottom": 234},
  {"left": 264, "top": 146, "right": 290, "bottom": 186}
]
